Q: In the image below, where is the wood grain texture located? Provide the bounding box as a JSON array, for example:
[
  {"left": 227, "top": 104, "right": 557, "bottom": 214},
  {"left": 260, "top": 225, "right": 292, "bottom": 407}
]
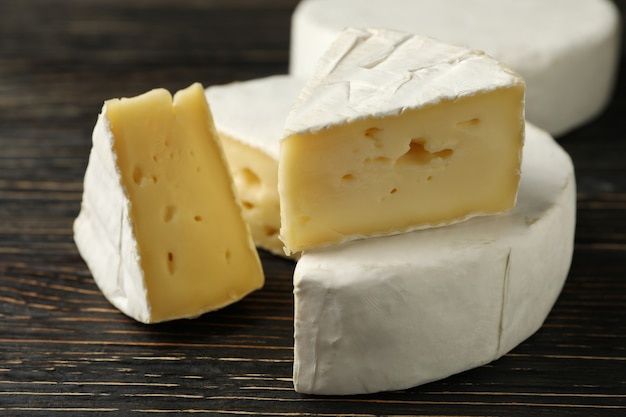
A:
[{"left": 1, "top": 0, "right": 625, "bottom": 415}]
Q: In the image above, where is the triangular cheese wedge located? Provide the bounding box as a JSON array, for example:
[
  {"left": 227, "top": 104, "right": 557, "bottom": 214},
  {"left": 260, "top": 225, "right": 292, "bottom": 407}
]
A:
[
  {"left": 280, "top": 28, "right": 525, "bottom": 253},
  {"left": 74, "top": 83, "right": 264, "bottom": 323}
]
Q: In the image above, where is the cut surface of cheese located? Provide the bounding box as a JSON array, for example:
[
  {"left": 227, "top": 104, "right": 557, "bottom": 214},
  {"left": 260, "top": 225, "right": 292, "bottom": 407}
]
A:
[
  {"left": 293, "top": 123, "right": 576, "bottom": 395},
  {"left": 290, "top": 0, "right": 620, "bottom": 135},
  {"left": 206, "top": 76, "right": 304, "bottom": 256},
  {"left": 73, "top": 83, "right": 264, "bottom": 324},
  {"left": 280, "top": 28, "right": 525, "bottom": 254}
]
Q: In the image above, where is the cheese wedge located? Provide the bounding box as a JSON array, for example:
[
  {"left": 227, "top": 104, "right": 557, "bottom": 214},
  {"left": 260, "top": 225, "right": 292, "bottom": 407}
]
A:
[
  {"left": 290, "top": 0, "right": 620, "bottom": 135},
  {"left": 280, "top": 28, "right": 525, "bottom": 253},
  {"left": 206, "top": 75, "right": 304, "bottom": 257},
  {"left": 73, "top": 83, "right": 264, "bottom": 324},
  {"left": 293, "top": 123, "right": 576, "bottom": 395}
]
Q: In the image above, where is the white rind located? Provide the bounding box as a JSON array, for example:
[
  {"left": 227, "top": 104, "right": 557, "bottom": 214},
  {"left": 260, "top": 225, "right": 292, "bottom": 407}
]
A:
[
  {"left": 285, "top": 28, "right": 524, "bottom": 136},
  {"left": 73, "top": 108, "right": 151, "bottom": 323},
  {"left": 293, "top": 123, "right": 576, "bottom": 395},
  {"left": 289, "top": 0, "right": 620, "bottom": 135},
  {"left": 206, "top": 75, "right": 305, "bottom": 160}
]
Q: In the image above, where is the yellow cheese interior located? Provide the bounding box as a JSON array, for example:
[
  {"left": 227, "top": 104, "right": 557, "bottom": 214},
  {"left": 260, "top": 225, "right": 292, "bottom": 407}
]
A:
[
  {"left": 280, "top": 86, "right": 525, "bottom": 253},
  {"left": 219, "top": 134, "right": 285, "bottom": 257},
  {"left": 106, "top": 83, "right": 263, "bottom": 323}
]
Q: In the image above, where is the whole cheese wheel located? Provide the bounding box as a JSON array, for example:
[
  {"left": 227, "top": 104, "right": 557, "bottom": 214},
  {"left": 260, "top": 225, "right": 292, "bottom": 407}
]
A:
[
  {"left": 293, "top": 122, "right": 576, "bottom": 395},
  {"left": 289, "top": 0, "right": 620, "bottom": 135}
]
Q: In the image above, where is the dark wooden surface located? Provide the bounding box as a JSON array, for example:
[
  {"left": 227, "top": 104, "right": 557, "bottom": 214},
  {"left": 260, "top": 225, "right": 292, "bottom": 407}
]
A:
[{"left": 1, "top": 0, "right": 625, "bottom": 415}]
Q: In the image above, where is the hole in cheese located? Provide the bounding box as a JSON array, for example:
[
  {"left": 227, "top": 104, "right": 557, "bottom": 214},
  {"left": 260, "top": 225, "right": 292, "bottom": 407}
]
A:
[
  {"left": 225, "top": 249, "right": 232, "bottom": 263},
  {"left": 364, "top": 156, "right": 391, "bottom": 164},
  {"left": 264, "top": 225, "right": 278, "bottom": 237},
  {"left": 132, "top": 166, "right": 144, "bottom": 185},
  {"left": 163, "top": 205, "right": 177, "bottom": 222},
  {"left": 364, "top": 127, "right": 381, "bottom": 137},
  {"left": 239, "top": 167, "right": 261, "bottom": 188},
  {"left": 242, "top": 201, "right": 254, "bottom": 210},
  {"left": 166, "top": 252, "right": 175, "bottom": 275},
  {"left": 194, "top": 215, "right": 202, "bottom": 222},
  {"left": 390, "top": 188, "right": 397, "bottom": 194},
  {"left": 456, "top": 117, "right": 481, "bottom": 127},
  {"left": 396, "top": 139, "right": 453, "bottom": 166},
  {"left": 342, "top": 173, "right": 354, "bottom": 181},
  {"left": 364, "top": 127, "right": 383, "bottom": 148}
]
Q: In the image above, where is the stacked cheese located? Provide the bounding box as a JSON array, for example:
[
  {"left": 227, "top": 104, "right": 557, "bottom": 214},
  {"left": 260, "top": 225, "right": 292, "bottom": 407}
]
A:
[
  {"left": 293, "top": 122, "right": 575, "bottom": 394},
  {"left": 74, "top": 83, "right": 264, "bottom": 324},
  {"left": 290, "top": 0, "right": 620, "bottom": 136},
  {"left": 204, "top": 28, "right": 576, "bottom": 395},
  {"left": 74, "top": 7, "right": 582, "bottom": 395},
  {"left": 287, "top": 29, "right": 574, "bottom": 395}
]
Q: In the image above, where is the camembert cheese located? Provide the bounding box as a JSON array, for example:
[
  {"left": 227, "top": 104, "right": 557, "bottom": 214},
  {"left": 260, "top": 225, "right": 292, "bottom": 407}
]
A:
[
  {"left": 73, "top": 83, "right": 264, "bottom": 324},
  {"left": 206, "top": 76, "right": 304, "bottom": 257},
  {"left": 280, "top": 28, "right": 525, "bottom": 253},
  {"left": 293, "top": 123, "right": 576, "bottom": 395}
]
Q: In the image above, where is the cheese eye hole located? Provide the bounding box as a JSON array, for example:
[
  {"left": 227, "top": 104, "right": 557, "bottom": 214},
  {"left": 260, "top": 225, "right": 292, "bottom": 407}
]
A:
[
  {"left": 242, "top": 201, "right": 254, "bottom": 210},
  {"left": 132, "top": 166, "right": 144, "bottom": 185},
  {"left": 239, "top": 167, "right": 260, "bottom": 188},
  {"left": 396, "top": 139, "right": 453, "bottom": 166},
  {"left": 163, "top": 205, "right": 177, "bottom": 222},
  {"left": 166, "top": 252, "right": 175, "bottom": 275},
  {"left": 132, "top": 166, "right": 158, "bottom": 185},
  {"left": 457, "top": 117, "right": 481, "bottom": 127},
  {"left": 364, "top": 127, "right": 381, "bottom": 137},
  {"left": 264, "top": 225, "right": 278, "bottom": 237},
  {"left": 364, "top": 156, "right": 390, "bottom": 164},
  {"left": 364, "top": 127, "right": 383, "bottom": 148},
  {"left": 342, "top": 173, "right": 354, "bottom": 181}
]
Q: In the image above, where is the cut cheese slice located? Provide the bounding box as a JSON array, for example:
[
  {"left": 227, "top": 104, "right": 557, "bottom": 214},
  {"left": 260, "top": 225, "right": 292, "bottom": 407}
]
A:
[
  {"left": 73, "top": 83, "right": 264, "bottom": 324},
  {"left": 293, "top": 123, "right": 576, "bottom": 395},
  {"left": 280, "top": 28, "right": 525, "bottom": 253},
  {"left": 206, "top": 75, "right": 304, "bottom": 257},
  {"left": 290, "top": 0, "right": 620, "bottom": 135}
]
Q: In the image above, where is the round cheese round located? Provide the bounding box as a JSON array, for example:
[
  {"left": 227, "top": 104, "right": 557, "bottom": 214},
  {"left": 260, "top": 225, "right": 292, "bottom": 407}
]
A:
[
  {"left": 289, "top": 0, "right": 620, "bottom": 136},
  {"left": 293, "top": 122, "right": 576, "bottom": 395}
]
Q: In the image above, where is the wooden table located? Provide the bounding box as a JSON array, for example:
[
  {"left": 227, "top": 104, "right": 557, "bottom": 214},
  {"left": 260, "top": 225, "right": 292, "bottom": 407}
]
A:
[{"left": 1, "top": 1, "right": 624, "bottom": 415}]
